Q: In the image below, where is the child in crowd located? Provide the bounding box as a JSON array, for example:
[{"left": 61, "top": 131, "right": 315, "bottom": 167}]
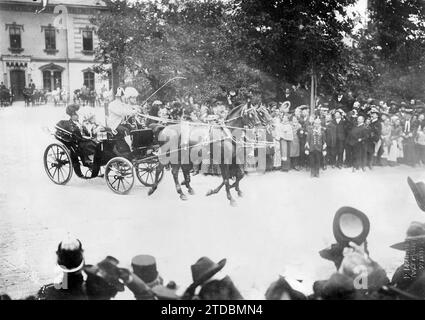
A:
[{"left": 305, "top": 118, "right": 327, "bottom": 178}]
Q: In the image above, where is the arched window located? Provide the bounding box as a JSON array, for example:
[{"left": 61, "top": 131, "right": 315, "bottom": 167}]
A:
[
  {"left": 83, "top": 71, "right": 95, "bottom": 91},
  {"left": 40, "top": 63, "right": 64, "bottom": 92}
]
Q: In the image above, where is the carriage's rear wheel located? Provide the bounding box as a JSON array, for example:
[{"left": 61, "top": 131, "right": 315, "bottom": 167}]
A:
[
  {"left": 135, "top": 160, "right": 164, "bottom": 187},
  {"left": 105, "top": 157, "right": 135, "bottom": 195},
  {"left": 44, "top": 143, "right": 73, "bottom": 185}
]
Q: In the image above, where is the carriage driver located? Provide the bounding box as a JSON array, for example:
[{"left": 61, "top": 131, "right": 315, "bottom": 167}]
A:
[{"left": 107, "top": 87, "right": 140, "bottom": 153}]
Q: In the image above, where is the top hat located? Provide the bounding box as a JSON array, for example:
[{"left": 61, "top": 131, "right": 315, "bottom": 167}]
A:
[
  {"left": 66, "top": 104, "right": 80, "bottom": 117},
  {"left": 131, "top": 255, "right": 160, "bottom": 285},
  {"left": 190, "top": 257, "right": 226, "bottom": 288},
  {"left": 56, "top": 235, "right": 84, "bottom": 273},
  {"left": 390, "top": 221, "right": 425, "bottom": 251},
  {"left": 407, "top": 177, "right": 425, "bottom": 212},
  {"left": 333, "top": 207, "right": 370, "bottom": 246},
  {"left": 84, "top": 256, "right": 125, "bottom": 292}
]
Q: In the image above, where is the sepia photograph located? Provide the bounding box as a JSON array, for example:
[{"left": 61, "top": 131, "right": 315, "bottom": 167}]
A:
[{"left": 1, "top": 0, "right": 425, "bottom": 305}]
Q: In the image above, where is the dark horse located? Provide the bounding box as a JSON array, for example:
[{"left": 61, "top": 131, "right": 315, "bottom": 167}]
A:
[{"left": 148, "top": 104, "right": 272, "bottom": 206}]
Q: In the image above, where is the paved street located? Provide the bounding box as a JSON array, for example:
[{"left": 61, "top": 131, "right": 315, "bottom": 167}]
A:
[{"left": 1, "top": 102, "right": 425, "bottom": 299}]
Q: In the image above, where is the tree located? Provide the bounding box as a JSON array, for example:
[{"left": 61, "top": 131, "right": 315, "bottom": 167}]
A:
[{"left": 350, "top": 0, "right": 425, "bottom": 100}]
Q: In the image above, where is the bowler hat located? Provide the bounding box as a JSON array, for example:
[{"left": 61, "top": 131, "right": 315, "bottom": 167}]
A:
[
  {"left": 190, "top": 257, "right": 226, "bottom": 288},
  {"left": 390, "top": 221, "right": 425, "bottom": 251},
  {"left": 407, "top": 177, "right": 425, "bottom": 212},
  {"left": 66, "top": 104, "right": 80, "bottom": 117},
  {"left": 333, "top": 207, "right": 370, "bottom": 246},
  {"left": 131, "top": 255, "right": 160, "bottom": 285}
]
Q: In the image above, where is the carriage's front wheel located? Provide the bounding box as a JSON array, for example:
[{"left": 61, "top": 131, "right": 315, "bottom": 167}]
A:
[
  {"left": 135, "top": 160, "right": 164, "bottom": 187},
  {"left": 105, "top": 157, "right": 135, "bottom": 195},
  {"left": 44, "top": 143, "right": 73, "bottom": 185}
]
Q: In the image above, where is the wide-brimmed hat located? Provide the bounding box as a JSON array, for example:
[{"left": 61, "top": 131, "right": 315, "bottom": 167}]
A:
[
  {"left": 333, "top": 207, "right": 370, "bottom": 246},
  {"left": 66, "top": 104, "right": 80, "bottom": 117},
  {"left": 407, "top": 177, "right": 425, "bottom": 212},
  {"left": 84, "top": 256, "right": 125, "bottom": 292},
  {"left": 190, "top": 257, "right": 226, "bottom": 288},
  {"left": 56, "top": 235, "right": 85, "bottom": 273},
  {"left": 131, "top": 255, "right": 161, "bottom": 286},
  {"left": 390, "top": 221, "right": 425, "bottom": 251},
  {"left": 124, "top": 87, "right": 139, "bottom": 98}
]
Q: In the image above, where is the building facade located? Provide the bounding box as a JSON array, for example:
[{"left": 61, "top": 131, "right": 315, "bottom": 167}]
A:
[{"left": 0, "top": 0, "right": 109, "bottom": 100}]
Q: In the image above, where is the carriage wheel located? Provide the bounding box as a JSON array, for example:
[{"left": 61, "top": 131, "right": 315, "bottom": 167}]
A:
[
  {"left": 135, "top": 160, "right": 164, "bottom": 187},
  {"left": 44, "top": 143, "right": 73, "bottom": 185},
  {"left": 105, "top": 157, "right": 135, "bottom": 195}
]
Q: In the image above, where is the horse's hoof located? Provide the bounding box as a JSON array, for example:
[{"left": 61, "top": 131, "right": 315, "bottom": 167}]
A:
[
  {"left": 206, "top": 190, "right": 214, "bottom": 197},
  {"left": 188, "top": 188, "right": 195, "bottom": 196},
  {"left": 180, "top": 194, "right": 188, "bottom": 201},
  {"left": 230, "top": 199, "right": 237, "bottom": 207},
  {"left": 237, "top": 191, "right": 244, "bottom": 198}
]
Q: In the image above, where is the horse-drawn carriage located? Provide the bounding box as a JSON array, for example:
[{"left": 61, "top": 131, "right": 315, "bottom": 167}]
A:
[
  {"left": 43, "top": 124, "right": 164, "bottom": 194},
  {"left": 0, "top": 87, "right": 12, "bottom": 107}
]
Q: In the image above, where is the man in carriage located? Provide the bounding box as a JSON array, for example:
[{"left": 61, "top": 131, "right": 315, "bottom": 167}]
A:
[{"left": 107, "top": 87, "right": 141, "bottom": 154}]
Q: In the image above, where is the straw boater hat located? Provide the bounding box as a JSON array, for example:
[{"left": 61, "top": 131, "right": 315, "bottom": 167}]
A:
[{"left": 391, "top": 222, "right": 425, "bottom": 251}]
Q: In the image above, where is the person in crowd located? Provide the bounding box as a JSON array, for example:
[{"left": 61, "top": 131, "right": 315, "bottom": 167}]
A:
[
  {"left": 131, "top": 255, "right": 164, "bottom": 289},
  {"left": 37, "top": 235, "right": 87, "bottom": 300},
  {"left": 349, "top": 115, "right": 369, "bottom": 172},
  {"left": 325, "top": 113, "right": 337, "bottom": 168},
  {"left": 369, "top": 108, "right": 382, "bottom": 166},
  {"left": 401, "top": 110, "right": 418, "bottom": 167},
  {"left": 344, "top": 110, "right": 358, "bottom": 168},
  {"left": 305, "top": 118, "right": 327, "bottom": 178},
  {"left": 389, "top": 116, "right": 403, "bottom": 166},
  {"left": 265, "top": 276, "right": 307, "bottom": 300},
  {"left": 279, "top": 113, "right": 294, "bottom": 172},
  {"left": 333, "top": 109, "right": 346, "bottom": 169},
  {"left": 290, "top": 115, "right": 302, "bottom": 170},
  {"left": 415, "top": 125, "right": 425, "bottom": 166},
  {"left": 380, "top": 114, "right": 392, "bottom": 166},
  {"left": 272, "top": 110, "right": 283, "bottom": 170},
  {"left": 390, "top": 222, "right": 425, "bottom": 299},
  {"left": 182, "top": 257, "right": 239, "bottom": 300}
]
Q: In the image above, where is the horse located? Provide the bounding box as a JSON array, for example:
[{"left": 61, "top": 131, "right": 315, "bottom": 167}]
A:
[{"left": 147, "top": 103, "right": 272, "bottom": 206}]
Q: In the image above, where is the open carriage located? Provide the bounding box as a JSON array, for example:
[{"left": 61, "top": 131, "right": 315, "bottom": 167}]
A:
[{"left": 43, "top": 125, "right": 164, "bottom": 194}]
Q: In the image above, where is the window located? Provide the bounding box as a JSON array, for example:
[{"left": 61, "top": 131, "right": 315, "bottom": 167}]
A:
[
  {"left": 83, "top": 71, "right": 95, "bottom": 91},
  {"left": 45, "top": 28, "right": 56, "bottom": 51},
  {"left": 9, "top": 26, "right": 21, "bottom": 49},
  {"left": 43, "top": 71, "right": 52, "bottom": 92},
  {"left": 82, "top": 30, "right": 93, "bottom": 51},
  {"left": 43, "top": 70, "right": 62, "bottom": 91}
]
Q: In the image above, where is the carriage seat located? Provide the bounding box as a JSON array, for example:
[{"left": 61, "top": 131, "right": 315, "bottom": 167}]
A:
[{"left": 148, "top": 123, "right": 165, "bottom": 144}]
